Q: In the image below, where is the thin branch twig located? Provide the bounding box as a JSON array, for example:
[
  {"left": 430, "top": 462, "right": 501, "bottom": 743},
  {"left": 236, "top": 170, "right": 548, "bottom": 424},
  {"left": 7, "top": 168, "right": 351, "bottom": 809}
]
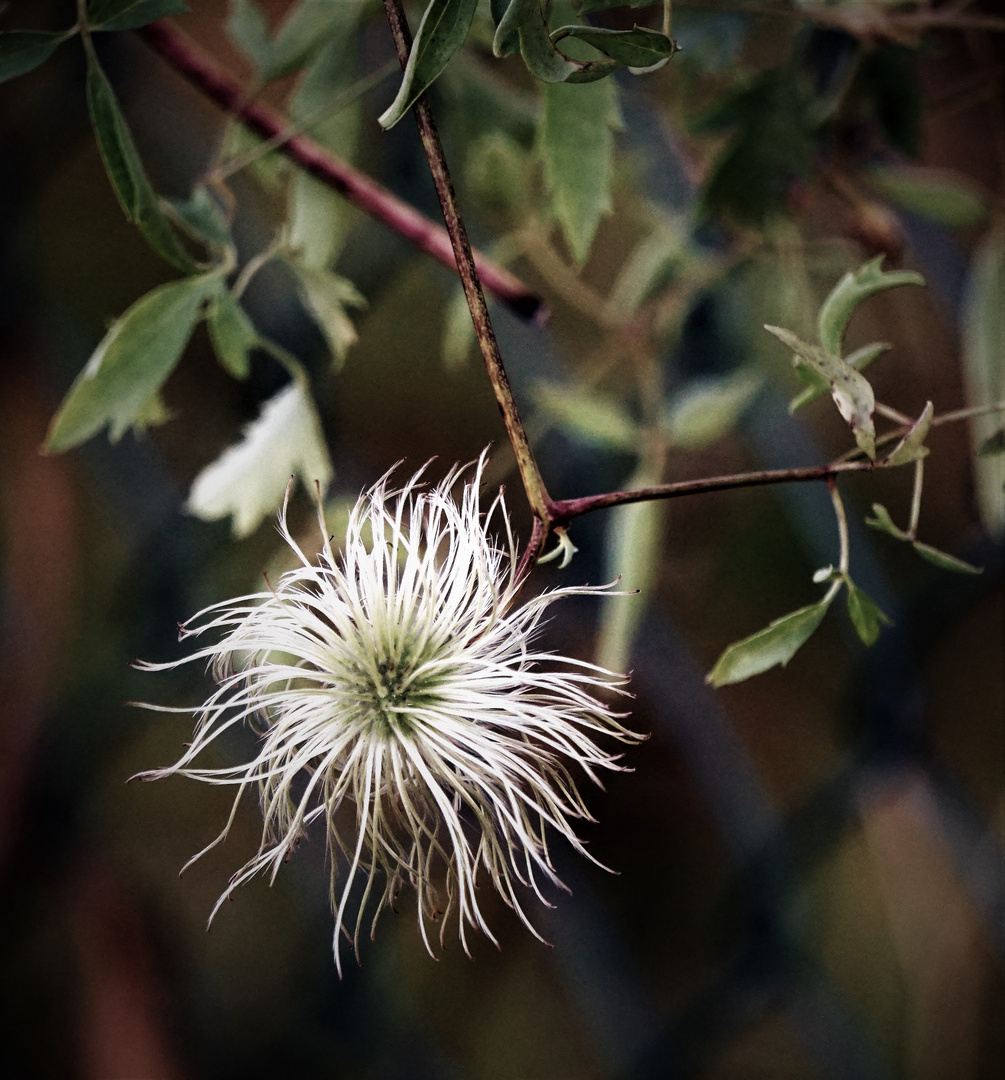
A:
[
  {"left": 381, "top": 0, "right": 552, "bottom": 523},
  {"left": 136, "top": 19, "right": 546, "bottom": 321},
  {"left": 549, "top": 460, "right": 876, "bottom": 524}
]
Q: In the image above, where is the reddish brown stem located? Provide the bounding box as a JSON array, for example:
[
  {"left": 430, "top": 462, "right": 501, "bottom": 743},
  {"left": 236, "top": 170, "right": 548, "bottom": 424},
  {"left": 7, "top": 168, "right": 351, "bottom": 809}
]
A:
[
  {"left": 136, "top": 19, "right": 545, "bottom": 321},
  {"left": 549, "top": 460, "right": 876, "bottom": 525}
]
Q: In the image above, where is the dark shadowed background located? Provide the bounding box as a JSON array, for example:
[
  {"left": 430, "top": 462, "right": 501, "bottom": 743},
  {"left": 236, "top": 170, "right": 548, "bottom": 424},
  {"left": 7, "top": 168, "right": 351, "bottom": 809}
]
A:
[{"left": 1, "top": 1, "right": 1002, "bottom": 1077}]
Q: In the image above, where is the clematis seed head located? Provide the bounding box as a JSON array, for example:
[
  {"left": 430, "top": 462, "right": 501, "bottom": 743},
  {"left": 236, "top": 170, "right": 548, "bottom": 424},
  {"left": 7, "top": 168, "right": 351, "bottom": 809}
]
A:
[{"left": 137, "top": 453, "right": 642, "bottom": 971}]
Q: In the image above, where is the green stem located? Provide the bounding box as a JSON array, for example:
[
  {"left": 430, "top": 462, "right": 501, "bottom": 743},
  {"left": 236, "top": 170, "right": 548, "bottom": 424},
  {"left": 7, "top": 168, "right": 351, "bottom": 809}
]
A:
[
  {"left": 908, "top": 458, "right": 924, "bottom": 539},
  {"left": 829, "top": 478, "right": 850, "bottom": 574},
  {"left": 209, "top": 60, "right": 399, "bottom": 184}
]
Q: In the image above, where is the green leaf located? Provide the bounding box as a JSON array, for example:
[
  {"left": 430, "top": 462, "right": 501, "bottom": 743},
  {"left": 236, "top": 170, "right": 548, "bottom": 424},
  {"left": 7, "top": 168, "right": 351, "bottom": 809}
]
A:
[
  {"left": 608, "top": 218, "right": 687, "bottom": 318},
  {"left": 597, "top": 466, "right": 664, "bottom": 672},
  {"left": 531, "top": 382, "right": 639, "bottom": 451},
  {"left": 978, "top": 429, "right": 1005, "bottom": 458},
  {"left": 491, "top": 0, "right": 524, "bottom": 58},
  {"left": 290, "top": 27, "right": 362, "bottom": 159},
  {"left": 131, "top": 389, "right": 171, "bottom": 432},
  {"left": 845, "top": 579, "right": 891, "bottom": 646},
  {"left": 765, "top": 325, "right": 876, "bottom": 458},
  {"left": 707, "top": 587, "right": 839, "bottom": 687},
  {"left": 466, "top": 133, "right": 533, "bottom": 215},
  {"left": 288, "top": 174, "right": 348, "bottom": 269},
  {"left": 89, "top": 0, "right": 188, "bottom": 31},
  {"left": 378, "top": 0, "right": 480, "bottom": 129},
  {"left": 789, "top": 341, "right": 890, "bottom": 413},
  {"left": 220, "top": 124, "right": 290, "bottom": 191},
  {"left": 663, "top": 371, "right": 762, "bottom": 450},
  {"left": 865, "top": 502, "right": 911, "bottom": 542},
  {"left": 284, "top": 24, "right": 364, "bottom": 270},
  {"left": 912, "top": 542, "right": 982, "bottom": 576},
  {"left": 264, "top": 0, "right": 357, "bottom": 80},
  {"left": 868, "top": 164, "right": 988, "bottom": 229},
  {"left": 961, "top": 226, "right": 1005, "bottom": 537},
  {"left": 165, "top": 185, "right": 231, "bottom": 250},
  {"left": 0, "top": 31, "right": 68, "bottom": 84},
  {"left": 857, "top": 44, "right": 922, "bottom": 157},
  {"left": 187, "top": 382, "right": 333, "bottom": 538},
  {"left": 816, "top": 256, "right": 924, "bottom": 356},
  {"left": 579, "top": 0, "right": 659, "bottom": 11},
  {"left": 287, "top": 262, "right": 366, "bottom": 368},
  {"left": 550, "top": 25, "right": 677, "bottom": 69},
  {"left": 226, "top": 0, "right": 272, "bottom": 71},
  {"left": 496, "top": 0, "right": 615, "bottom": 83},
  {"left": 884, "top": 400, "right": 933, "bottom": 467},
  {"left": 46, "top": 274, "right": 219, "bottom": 452},
  {"left": 207, "top": 292, "right": 258, "bottom": 379},
  {"left": 85, "top": 45, "right": 200, "bottom": 272},
  {"left": 539, "top": 77, "right": 620, "bottom": 263},
  {"left": 442, "top": 286, "right": 476, "bottom": 369},
  {"left": 692, "top": 68, "right": 816, "bottom": 226}
]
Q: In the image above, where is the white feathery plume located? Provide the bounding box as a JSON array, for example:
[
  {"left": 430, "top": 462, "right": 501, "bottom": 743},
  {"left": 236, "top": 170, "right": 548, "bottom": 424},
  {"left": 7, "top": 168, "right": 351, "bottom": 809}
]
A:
[{"left": 137, "top": 453, "right": 641, "bottom": 971}]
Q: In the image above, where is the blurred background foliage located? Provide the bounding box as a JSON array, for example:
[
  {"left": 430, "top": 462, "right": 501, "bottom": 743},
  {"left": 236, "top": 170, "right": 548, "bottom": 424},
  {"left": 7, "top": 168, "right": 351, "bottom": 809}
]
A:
[{"left": 0, "top": 0, "right": 1003, "bottom": 1077}]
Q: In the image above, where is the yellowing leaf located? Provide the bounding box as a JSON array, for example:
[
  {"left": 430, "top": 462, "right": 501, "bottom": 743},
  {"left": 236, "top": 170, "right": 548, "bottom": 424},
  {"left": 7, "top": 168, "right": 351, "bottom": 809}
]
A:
[
  {"left": 187, "top": 382, "right": 333, "bottom": 538},
  {"left": 789, "top": 342, "right": 890, "bottom": 414},
  {"left": 884, "top": 400, "right": 933, "bottom": 467},
  {"left": 765, "top": 324, "right": 876, "bottom": 458}
]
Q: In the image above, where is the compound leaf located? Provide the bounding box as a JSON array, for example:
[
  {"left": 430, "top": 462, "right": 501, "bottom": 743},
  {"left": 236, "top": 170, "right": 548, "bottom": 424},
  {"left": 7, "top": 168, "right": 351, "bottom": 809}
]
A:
[
  {"left": 46, "top": 273, "right": 219, "bottom": 451},
  {"left": 187, "top": 382, "right": 333, "bottom": 538}
]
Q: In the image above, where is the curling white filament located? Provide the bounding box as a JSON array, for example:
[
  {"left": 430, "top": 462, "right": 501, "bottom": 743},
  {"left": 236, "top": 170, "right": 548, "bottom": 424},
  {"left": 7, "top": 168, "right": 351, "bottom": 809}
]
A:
[{"left": 138, "top": 454, "right": 641, "bottom": 972}]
